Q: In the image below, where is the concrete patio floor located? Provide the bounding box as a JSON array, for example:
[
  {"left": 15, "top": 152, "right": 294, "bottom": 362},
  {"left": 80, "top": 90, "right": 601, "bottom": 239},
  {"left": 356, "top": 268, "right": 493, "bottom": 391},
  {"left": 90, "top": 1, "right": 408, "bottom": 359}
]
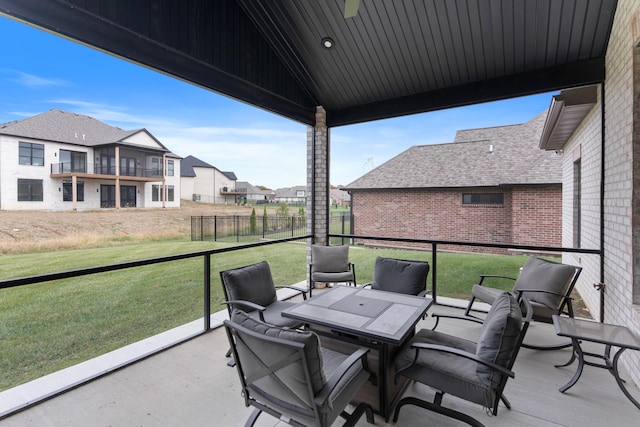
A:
[{"left": 2, "top": 289, "right": 639, "bottom": 426}]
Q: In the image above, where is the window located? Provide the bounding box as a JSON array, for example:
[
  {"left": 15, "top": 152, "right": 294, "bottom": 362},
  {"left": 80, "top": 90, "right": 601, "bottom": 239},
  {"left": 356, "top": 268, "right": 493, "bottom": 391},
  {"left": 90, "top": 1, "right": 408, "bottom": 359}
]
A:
[
  {"left": 17, "top": 179, "right": 43, "bottom": 201},
  {"left": 59, "top": 150, "right": 87, "bottom": 173},
  {"left": 19, "top": 142, "right": 44, "bottom": 166},
  {"left": 167, "top": 160, "right": 174, "bottom": 176},
  {"left": 296, "top": 190, "right": 305, "bottom": 197},
  {"left": 152, "top": 184, "right": 160, "bottom": 201},
  {"left": 63, "top": 180, "right": 84, "bottom": 202},
  {"left": 462, "top": 193, "right": 504, "bottom": 205},
  {"left": 151, "top": 158, "right": 162, "bottom": 177},
  {"left": 573, "top": 160, "right": 581, "bottom": 248},
  {"left": 120, "top": 157, "right": 137, "bottom": 176},
  {"left": 167, "top": 185, "right": 174, "bottom": 201}
]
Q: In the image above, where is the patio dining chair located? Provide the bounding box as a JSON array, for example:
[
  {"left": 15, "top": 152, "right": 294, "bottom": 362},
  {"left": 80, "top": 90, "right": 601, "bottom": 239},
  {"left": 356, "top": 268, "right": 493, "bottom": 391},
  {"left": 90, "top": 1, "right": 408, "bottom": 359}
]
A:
[
  {"left": 220, "top": 260, "right": 307, "bottom": 329},
  {"left": 224, "top": 310, "right": 374, "bottom": 427},
  {"left": 309, "top": 244, "right": 356, "bottom": 297},
  {"left": 434, "top": 256, "right": 581, "bottom": 350},
  {"left": 393, "top": 292, "right": 532, "bottom": 427}
]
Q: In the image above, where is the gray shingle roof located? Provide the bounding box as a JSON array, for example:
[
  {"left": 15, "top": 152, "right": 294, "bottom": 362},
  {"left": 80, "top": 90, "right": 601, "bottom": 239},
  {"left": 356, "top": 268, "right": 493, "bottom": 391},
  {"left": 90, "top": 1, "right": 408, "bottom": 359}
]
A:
[
  {"left": 0, "top": 109, "right": 168, "bottom": 150},
  {"left": 274, "top": 186, "right": 306, "bottom": 198},
  {"left": 180, "top": 155, "right": 214, "bottom": 177},
  {"left": 344, "top": 112, "right": 560, "bottom": 190}
]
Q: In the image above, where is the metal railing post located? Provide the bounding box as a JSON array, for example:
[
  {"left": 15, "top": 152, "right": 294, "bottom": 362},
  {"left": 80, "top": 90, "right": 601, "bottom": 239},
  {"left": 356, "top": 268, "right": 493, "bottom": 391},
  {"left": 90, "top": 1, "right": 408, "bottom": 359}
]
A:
[
  {"left": 431, "top": 243, "right": 437, "bottom": 302},
  {"left": 204, "top": 253, "right": 211, "bottom": 331}
]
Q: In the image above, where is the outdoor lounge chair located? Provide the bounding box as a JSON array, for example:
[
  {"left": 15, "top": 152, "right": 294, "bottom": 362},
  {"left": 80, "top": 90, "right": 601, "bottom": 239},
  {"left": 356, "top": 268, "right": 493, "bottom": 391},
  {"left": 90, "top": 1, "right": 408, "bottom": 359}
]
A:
[
  {"left": 433, "top": 256, "right": 581, "bottom": 350},
  {"left": 220, "top": 260, "right": 307, "bottom": 328},
  {"left": 309, "top": 244, "right": 356, "bottom": 297},
  {"left": 224, "top": 310, "right": 374, "bottom": 427},
  {"left": 393, "top": 292, "right": 532, "bottom": 427}
]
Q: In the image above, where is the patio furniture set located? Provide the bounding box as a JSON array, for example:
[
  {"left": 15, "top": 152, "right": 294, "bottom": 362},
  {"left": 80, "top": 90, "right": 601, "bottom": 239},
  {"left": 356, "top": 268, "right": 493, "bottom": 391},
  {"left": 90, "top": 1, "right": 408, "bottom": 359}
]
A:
[{"left": 220, "top": 245, "right": 640, "bottom": 426}]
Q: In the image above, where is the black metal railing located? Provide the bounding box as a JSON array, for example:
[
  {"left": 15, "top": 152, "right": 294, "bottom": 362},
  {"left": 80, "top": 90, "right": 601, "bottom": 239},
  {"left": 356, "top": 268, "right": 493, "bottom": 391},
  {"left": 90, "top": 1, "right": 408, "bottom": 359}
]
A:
[
  {"left": 330, "top": 233, "right": 601, "bottom": 304},
  {"left": 50, "top": 162, "right": 163, "bottom": 178},
  {"left": 191, "top": 215, "right": 307, "bottom": 242}
]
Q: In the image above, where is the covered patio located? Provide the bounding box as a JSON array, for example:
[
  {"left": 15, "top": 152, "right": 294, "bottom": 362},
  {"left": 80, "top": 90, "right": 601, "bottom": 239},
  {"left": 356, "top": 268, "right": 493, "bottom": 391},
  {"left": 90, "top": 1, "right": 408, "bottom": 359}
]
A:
[
  {"left": 2, "top": 293, "right": 639, "bottom": 426},
  {"left": 1, "top": 0, "right": 640, "bottom": 424}
]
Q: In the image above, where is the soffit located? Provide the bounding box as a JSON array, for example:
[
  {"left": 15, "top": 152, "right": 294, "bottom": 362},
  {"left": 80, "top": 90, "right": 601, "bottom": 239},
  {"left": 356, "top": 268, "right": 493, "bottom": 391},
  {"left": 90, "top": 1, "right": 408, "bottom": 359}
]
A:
[{"left": 0, "top": 0, "right": 618, "bottom": 127}]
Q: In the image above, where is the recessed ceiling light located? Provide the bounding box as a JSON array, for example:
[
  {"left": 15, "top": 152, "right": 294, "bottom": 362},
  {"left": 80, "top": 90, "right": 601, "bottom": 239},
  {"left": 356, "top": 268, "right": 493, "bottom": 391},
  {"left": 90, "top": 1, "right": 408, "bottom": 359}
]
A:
[{"left": 321, "top": 37, "right": 334, "bottom": 49}]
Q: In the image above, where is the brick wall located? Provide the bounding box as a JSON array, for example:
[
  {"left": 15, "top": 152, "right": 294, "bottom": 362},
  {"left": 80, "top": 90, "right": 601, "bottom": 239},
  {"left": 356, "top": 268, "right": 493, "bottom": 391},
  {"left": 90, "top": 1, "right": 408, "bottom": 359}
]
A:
[{"left": 351, "top": 185, "right": 561, "bottom": 253}]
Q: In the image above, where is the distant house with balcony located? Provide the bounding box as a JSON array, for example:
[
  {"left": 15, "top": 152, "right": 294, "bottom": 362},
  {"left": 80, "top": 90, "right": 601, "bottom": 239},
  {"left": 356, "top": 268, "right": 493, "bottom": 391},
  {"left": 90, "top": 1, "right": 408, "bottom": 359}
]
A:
[
  {"left": 180, "top": 155, "right": 237, "bottom": 204},
  {"left": 0, "top": 109, "right": 180, "bottom": 210},
  {"left": 274, "top": 186, "right": 306, "bottom": 204},
  {"left": 343, "top": 112, "right": 563, "bottom": 253},
  {"left": 235, "top": 181, "right": 273, "bottom": 204}
]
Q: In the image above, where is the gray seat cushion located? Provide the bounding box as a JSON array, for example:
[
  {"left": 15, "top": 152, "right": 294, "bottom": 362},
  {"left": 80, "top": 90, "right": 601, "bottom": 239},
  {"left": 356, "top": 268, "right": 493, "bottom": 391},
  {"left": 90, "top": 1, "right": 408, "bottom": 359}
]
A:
[
  {"left": 221, "top": 261, "right": 277, "bottom": 309},
  {"left": 311, "top": 245, "right": 350, "bottom": 273},
  {"left": 513, "top": 257, "right": 576, "bottom": 310},
  {"left": 395, "top": 327, "right": 488, "bottom": 406},
  {"left": 243, "top": 300, "right": 301, "bottom": 328},
  {"left": 475, "top": 292, "right": 522, "bottom": 391},
  {"left": 230, "top": 310, "right": 326, "bottom": 394},
  {"left": 371, "top": 256, "right": 429, "bottom": 295}
]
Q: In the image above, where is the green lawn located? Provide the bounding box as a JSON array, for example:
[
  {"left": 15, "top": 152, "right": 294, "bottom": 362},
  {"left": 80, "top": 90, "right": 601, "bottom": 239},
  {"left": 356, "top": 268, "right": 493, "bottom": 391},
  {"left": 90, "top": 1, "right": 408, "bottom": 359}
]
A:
[{"left": 0, "top": 239, "right": 529, "bottom": 391}]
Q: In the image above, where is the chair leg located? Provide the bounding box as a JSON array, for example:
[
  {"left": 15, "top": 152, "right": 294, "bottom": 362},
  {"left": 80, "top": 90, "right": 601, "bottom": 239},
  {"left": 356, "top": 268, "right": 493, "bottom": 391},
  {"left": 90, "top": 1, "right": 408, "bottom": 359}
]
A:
[
  {"left": 393, "top": 396, "right": 485, "bottom": 427},
  {"left": 500, "top": 394, "right": 511, "bottom": 410},
  {"left": 521, "top": 342, "right": 573, "bottom": 351},
  {"left": 341, "top": 402, "right": 374, "bottom": 426},
  {"left": 244, "top": 408, "right": 262, "bottom": 427},
  {"left": 464, "top": 296, "right": 476, "bottom": 317}
]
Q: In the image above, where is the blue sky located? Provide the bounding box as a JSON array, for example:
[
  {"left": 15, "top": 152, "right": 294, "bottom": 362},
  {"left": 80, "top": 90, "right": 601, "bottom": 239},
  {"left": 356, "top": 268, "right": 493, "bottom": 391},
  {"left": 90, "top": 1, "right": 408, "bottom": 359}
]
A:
[{"left": 0, "top": 15, "right": 555, "bottom": 189}]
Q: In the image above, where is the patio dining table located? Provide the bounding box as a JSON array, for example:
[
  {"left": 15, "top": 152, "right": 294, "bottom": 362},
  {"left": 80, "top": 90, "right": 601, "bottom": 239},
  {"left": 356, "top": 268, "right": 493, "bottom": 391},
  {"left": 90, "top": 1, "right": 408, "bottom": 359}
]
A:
[{"left": 282, "top": 285, "right": 432, "bottom": 420}]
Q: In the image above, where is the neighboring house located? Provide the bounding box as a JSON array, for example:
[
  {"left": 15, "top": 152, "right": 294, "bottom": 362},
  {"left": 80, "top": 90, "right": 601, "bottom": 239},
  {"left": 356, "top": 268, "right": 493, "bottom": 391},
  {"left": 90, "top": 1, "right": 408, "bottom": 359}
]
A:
[
  {"left": 235, "top": 181, "right": 272, "bottom": 204},
  {"left": 274, "top": 186, "right": 306, "bottom": 204},
  {"left": 330, "top": 187, "right": 350, "bottom": 207},
  {"left": 180, "top": 155, "right": 237, "bottom": 204},
  {"left": 343, "top": 112, "right": 562, "bottom": 253},
  {"left": 0, "top": 109, "right": 180, "bottom": 211}
]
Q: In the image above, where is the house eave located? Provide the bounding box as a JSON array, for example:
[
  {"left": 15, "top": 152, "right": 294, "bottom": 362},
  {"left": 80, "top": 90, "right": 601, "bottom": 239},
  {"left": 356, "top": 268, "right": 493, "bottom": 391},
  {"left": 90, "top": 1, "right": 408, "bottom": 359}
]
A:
[{"left": 539, "top": 85, "right": 598, "bottom": 151}]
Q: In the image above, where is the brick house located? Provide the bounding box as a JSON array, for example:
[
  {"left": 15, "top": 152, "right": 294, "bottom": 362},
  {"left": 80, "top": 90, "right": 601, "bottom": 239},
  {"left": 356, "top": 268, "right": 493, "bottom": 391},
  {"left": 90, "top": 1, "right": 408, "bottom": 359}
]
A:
[
  {"left": 0, "top": 109, "right": 180, "bottom": 211},
  {"left": 343, "top": 112, "right": 563, "bottom": 253}
]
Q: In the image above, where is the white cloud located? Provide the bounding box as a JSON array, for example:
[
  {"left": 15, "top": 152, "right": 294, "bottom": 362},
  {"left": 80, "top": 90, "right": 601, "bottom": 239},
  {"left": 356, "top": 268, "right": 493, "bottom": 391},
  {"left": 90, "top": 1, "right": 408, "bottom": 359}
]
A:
[{"left": 11, "top": 71, "right": 68, "bottom": 88}]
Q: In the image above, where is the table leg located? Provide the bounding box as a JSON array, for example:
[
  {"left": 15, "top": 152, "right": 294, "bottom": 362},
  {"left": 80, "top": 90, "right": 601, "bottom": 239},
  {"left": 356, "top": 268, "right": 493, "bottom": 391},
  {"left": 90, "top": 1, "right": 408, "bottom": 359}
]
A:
[
  {"left": 611, "top": 348, "right": 640, "bottom": 410},
  {"left": 554, "top": 348, "right": 577, "bottom": 368},
  {"left": 559, "top": 338, "right": 583, "bottom": 393}
]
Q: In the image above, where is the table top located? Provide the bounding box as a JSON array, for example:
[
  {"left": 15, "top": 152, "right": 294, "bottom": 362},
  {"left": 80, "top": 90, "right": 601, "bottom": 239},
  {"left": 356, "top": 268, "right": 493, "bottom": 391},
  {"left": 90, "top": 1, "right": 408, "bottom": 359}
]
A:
[
  {"left": 552, "top": 315, "right": 640, "bottom": 351},
  {"left": 282, "top": 286, "right": 432, "bottom": 345}
]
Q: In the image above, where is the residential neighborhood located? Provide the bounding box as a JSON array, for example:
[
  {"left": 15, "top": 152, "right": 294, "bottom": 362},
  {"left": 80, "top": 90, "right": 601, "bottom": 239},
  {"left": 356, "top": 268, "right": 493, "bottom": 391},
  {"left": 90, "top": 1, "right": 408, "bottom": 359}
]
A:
[{"left": 0, "top": 110, "right": 301, "bottom": 211}]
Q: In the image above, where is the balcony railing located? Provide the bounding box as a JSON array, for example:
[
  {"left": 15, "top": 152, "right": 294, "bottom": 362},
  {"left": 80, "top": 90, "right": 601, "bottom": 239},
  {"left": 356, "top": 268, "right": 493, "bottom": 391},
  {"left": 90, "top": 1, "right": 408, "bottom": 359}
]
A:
[{"left": 50, "top": 162, "right": 163, "bottom": 178}]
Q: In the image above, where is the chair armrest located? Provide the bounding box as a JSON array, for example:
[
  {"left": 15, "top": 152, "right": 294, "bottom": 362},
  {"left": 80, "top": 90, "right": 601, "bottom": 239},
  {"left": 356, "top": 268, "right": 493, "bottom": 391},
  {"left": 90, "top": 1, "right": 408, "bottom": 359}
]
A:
[
  {"left": 221, "top": 300, "right": 267, "bottom": 322},
  {"left": 515, "top": 288, "right": 574, "bottom": 315},
  {"left": 409, "top": 343, "right": 515, "bottom": 378},
  {"left": 432, "top": 312, "right": 485, "bottom": 325},
  {"left": 315, "top": 347, "right": 370, "bottom": 409},
  {"left": 275, "top": 285, "right": 309, "bottom": 300},
  {"left": 515, "top": 288, "right": 572, "bottom": 299},
  {"left": 477, "top": 275, "right": 517, "bottom": 286},
  {"left": 430, "top": 312, "right": 485, "bottom": 330}
]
